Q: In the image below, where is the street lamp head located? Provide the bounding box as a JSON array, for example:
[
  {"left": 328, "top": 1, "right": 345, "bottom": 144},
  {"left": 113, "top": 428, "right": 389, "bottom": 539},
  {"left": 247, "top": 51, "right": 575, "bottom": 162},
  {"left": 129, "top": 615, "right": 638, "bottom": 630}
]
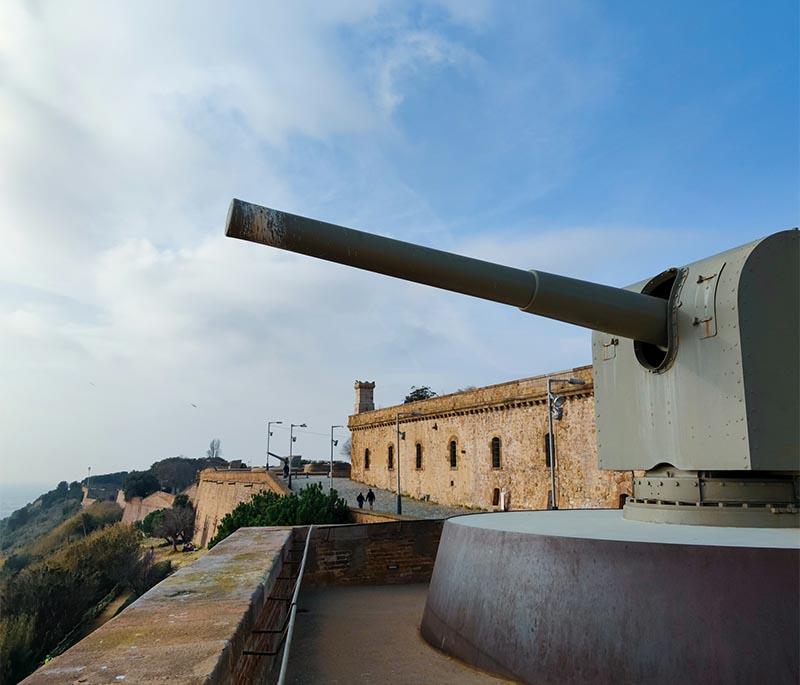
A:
[{"left": 300, "top": 423, "right": 307, "bottom": 427}]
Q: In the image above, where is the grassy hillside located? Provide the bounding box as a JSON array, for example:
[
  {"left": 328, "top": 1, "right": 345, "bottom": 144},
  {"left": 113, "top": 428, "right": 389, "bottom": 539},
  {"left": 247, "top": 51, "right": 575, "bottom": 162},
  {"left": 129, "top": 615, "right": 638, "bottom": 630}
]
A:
[
  {"left": 0, "top": 482, "right": 83, "bottom": 559},
  {"left": 1, "top": 502, "right": 124, "bottom": 578},
  {"left": 0, "top": 522, "right": 171, "bottom": 684},
  {"left": 0, "top": 457, "right": 227, "bottom": 560}
]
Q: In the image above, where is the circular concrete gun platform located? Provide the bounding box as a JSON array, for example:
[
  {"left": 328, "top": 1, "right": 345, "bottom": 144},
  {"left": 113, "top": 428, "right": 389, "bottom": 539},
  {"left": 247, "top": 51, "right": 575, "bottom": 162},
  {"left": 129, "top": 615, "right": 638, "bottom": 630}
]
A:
[{"left": 421, "top": 510, "right": 800, "bottom": 684}]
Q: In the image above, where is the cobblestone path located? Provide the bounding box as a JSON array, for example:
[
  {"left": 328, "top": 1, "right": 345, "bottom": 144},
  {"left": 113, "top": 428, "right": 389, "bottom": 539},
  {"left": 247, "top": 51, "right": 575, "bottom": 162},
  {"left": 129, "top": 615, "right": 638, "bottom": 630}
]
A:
[{"left": 291, "top": 474, "right": 477, "bottom": 519}]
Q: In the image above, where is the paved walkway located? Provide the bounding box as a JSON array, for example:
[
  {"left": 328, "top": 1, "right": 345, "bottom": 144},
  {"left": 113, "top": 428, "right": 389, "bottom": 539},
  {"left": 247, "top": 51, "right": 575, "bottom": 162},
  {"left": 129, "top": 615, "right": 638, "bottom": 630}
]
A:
[
  {"left": 293, "top": 475, "right": 476, "bottom": 519},
  {"left": 285, "top": 584, "right": 509, "bottom": 684}
]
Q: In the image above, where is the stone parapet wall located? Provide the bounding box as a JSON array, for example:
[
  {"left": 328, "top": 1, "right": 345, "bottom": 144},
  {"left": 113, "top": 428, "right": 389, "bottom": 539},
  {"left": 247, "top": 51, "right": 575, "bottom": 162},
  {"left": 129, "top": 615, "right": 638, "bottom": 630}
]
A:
[
  {"left": 24, "top": 527, "right": 294, "bottom": 685},
  {"left": 193, "top": 468, "right": 290, "bottom": 547},
  {"left": 349, "top": 366, "right": 633, "bottom": 511}
]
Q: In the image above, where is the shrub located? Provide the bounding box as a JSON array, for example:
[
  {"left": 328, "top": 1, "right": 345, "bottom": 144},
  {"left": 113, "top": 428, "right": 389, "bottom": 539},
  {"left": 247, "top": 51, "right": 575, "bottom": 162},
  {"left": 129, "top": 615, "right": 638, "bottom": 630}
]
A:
[
  {"left": 2, "top": 553, "right": 32, "bottom": 575},
  {"left": 0, "top": 613, "right": 36, "bottom": 685},
  {"left": 208, "top": 484, "right": 348, "bottom": 549},
  {"left": 130, "top": 549, "right": 171, "bottom": 596},
  {"left": 138, "top": 509, "right": 167, "bottom": 538},
  {"left": 0, "top": 524, "right": 163, "bottom": 682}
]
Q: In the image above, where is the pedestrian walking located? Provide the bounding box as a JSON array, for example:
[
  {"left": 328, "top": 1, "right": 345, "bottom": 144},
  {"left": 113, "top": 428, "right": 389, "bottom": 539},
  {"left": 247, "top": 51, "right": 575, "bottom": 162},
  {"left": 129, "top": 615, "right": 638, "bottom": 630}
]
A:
[
  {"left": 356, "top": 492, "right": 365, "bottom": 509},
  {"left": 366, "top": 488, "right": 376, "bottom": 510}
]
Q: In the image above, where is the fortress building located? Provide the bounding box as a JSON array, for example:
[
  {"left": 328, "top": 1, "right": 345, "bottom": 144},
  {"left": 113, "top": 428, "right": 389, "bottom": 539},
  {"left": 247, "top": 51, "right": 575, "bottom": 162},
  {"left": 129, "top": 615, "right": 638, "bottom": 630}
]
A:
[{"left": 349, "top": 365, "right": 633, "bottom": 511}]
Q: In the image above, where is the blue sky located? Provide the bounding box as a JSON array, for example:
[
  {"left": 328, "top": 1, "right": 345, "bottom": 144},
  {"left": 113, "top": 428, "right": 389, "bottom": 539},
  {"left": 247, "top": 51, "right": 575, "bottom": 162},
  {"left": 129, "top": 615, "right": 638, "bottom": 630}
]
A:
[{"left": 1, "top": 1, "right": 797, "bottom": 486}]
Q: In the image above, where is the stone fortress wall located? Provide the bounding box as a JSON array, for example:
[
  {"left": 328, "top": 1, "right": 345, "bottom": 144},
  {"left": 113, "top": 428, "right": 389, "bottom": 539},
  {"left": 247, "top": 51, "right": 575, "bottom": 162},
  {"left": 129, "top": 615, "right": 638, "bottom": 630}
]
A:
[
  {"left": 348, "top": 365, "right": 634, "bottom": 511},
  {"left": 192, "top": 467, "right": 289, "bottom": 547},
  {"left": 119, "top": 490, "right": 175, "bottom": 526}
]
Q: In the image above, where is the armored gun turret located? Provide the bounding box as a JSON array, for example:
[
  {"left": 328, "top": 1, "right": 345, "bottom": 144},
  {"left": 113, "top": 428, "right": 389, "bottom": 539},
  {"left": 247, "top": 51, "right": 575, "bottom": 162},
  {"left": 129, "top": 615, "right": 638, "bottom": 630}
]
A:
[{"left": 226, "top": 198, "right": 799, "bottom": 527}]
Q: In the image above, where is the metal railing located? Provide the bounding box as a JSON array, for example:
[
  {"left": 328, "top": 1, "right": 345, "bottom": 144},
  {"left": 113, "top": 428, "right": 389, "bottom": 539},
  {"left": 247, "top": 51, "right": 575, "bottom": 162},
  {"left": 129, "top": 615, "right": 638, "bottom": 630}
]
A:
[
  {"left": 242, "top": 525, "right": 314, "bottom": 684},
  {"left": 277, "top": 525, "right": 312, "bottom": 684}
]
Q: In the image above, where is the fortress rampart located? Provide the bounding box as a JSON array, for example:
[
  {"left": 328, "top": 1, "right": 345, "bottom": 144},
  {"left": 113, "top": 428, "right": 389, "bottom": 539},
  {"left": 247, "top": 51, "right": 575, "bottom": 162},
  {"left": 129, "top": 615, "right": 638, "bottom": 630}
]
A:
[
  {"left": 119, "top": 490, "right": 175, "bottom": 525},
  {"left": 192, "top": 467, "right": 289, "bottom": 547}
]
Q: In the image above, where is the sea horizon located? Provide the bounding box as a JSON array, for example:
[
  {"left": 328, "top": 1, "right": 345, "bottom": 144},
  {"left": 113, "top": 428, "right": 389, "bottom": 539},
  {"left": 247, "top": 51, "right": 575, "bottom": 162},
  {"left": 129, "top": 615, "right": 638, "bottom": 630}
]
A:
[{"left": 0, "top": 482, "right": 61, "bottom": 521}]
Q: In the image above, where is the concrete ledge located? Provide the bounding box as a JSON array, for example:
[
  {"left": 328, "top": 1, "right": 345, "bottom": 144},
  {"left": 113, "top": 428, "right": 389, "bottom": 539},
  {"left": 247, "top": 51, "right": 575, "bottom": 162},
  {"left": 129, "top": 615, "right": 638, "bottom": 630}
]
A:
[{"left": 24, "top": 528, "right": 293, "bottom": 684}]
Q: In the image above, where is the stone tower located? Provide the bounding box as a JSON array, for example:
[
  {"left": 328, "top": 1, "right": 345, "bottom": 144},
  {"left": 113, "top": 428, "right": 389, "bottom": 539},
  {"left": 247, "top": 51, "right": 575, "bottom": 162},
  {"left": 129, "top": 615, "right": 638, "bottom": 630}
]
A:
[{"left": 354, "top": 380, "right": 375, "bottom": 414}]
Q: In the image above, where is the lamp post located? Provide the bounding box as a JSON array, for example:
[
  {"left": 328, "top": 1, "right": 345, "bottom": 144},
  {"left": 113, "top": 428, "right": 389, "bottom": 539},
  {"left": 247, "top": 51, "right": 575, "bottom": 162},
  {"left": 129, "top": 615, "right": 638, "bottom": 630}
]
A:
[
  {"left": 547, "top": 377, "right": 586, "bottom": 510},
  {"left": 288, "top": 423, "right": 306, "bottom": 491},
  {"left": 267, "top": 420, "right": 283, "bottom": 470},
  {"left": 395, "top": 411, "right": 422, "bottom": 515},
  {"left": 329, "top": 425, "right": 344, "bottom": 493}
]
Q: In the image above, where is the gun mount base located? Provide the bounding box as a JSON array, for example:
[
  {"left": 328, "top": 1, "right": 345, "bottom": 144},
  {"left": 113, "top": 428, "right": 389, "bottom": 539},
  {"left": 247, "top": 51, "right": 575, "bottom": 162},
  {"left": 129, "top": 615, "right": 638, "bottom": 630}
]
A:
[
  {"left": 421, "top": 510, "right": 800, "bottom": 683},
  {"left": 624, "top": 467, "right": 799, "bottom": 527}
]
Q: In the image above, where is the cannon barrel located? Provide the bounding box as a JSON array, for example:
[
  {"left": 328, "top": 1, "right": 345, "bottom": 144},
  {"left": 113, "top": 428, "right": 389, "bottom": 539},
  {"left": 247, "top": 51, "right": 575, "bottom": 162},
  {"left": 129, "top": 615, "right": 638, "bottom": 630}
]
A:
[{"left": 225, "top": 199, "right": 668, "bottom": 346}]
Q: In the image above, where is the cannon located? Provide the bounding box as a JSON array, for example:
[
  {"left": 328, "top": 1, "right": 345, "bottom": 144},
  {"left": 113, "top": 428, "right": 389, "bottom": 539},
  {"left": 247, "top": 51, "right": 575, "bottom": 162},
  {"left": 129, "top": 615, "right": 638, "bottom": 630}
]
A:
[{"left": 226, "top": 198, "right": 799, "bottom": 527}]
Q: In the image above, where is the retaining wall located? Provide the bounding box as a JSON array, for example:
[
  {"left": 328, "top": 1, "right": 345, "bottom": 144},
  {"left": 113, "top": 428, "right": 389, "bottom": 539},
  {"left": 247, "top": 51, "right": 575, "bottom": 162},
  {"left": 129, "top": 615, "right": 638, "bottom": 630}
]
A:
[{"left": 304, "top": 519, "right": 444, "bottom": 586}]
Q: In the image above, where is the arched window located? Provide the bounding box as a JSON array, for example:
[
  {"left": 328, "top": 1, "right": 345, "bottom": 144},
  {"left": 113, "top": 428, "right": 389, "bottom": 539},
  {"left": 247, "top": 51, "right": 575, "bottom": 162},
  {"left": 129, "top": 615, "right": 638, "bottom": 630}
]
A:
[
  {"left": 364, "top": 448, "right": 370, "bottom": 470},
  {"left": 388, "top": 444, "right": 394, "bottom": 470},
  {"left": 544, "top": 432, "right": 552, "bottom": 467},
  {"left": 415, "top": 443, "right": 423, "bottom": 470},
  {"left": 491, "top": 437, "right": 501, "bottom": 469},
  {"left": 449, "top": 440, "right": 458, "bottom": 469}
]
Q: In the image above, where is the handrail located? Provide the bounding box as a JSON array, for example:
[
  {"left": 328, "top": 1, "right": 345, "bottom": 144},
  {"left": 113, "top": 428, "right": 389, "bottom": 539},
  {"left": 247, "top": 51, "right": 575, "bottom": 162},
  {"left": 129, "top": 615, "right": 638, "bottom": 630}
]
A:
[{"left": 277, "top": 525, "right": 313, "bottom": 685}]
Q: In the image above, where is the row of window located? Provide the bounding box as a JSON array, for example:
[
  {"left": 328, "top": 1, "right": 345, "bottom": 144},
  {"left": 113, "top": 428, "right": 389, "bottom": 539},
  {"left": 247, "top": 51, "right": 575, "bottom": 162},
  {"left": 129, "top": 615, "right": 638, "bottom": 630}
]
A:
[{"left": 363, "top": 433, "right": 555, "bottom": 471}]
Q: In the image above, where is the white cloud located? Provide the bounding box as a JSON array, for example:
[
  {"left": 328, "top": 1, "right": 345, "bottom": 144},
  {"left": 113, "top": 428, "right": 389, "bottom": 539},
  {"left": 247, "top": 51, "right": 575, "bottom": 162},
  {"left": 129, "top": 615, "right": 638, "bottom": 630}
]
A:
[
  {"left": 376, "top": 30, "right": 485, "bottom": 113},
  {"left": 0, "top": 0, "right": 661, "bottom": 486}
]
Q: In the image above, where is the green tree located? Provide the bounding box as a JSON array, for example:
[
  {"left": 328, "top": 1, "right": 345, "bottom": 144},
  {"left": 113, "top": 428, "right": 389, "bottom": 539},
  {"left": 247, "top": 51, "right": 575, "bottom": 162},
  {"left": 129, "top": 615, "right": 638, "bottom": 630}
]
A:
[
  {"left": 122, "top": 471, "right": 160, "bottom": 500},
  {"left": 155, "top": 505, "right": 195, "bottom": 551},
  {"left": 404, "top": 385, "right": 437, "bottom": 403},
  {"left": 208, "top": 484, "right": 348, "bottom": 549},
  {"left": 150, "top": 456, "right": 227, "bottom": 493}
]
